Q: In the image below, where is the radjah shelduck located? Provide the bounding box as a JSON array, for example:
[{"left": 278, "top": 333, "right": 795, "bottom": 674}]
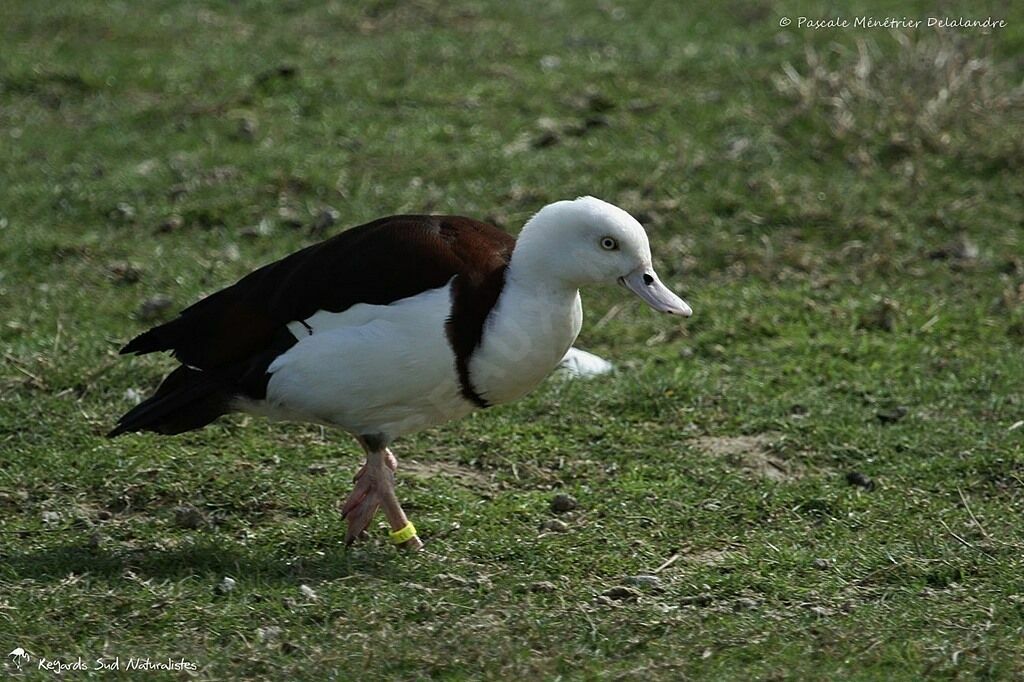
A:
[{"left": 109, "top": 197, "right": 692, "bottom": 549}]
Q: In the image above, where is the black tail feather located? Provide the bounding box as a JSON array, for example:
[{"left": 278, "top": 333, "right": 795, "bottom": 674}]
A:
[
  {"left": 120, "top": 328, "right": 167, "bottom": 356},
  {"left": 107, "top": 366, "right": 232, "bottom": 437}
]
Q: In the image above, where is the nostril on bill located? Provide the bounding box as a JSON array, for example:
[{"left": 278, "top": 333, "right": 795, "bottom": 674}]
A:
[{"left": 642, "top": 273, "right": 654, "bottom": 285}]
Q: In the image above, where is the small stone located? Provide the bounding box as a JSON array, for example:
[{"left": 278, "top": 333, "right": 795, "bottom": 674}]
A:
[
  {"left": 857, "top": 299, "right": 899, "bottom": 332},
  {"left": 530, "top": 130, "right": 560, "bottom": 149},
  {"left": 813, "top": 558, "right": 831, "bottom": 570},
  {"left": 257, "top": 626, "right": 282, "bottom": 643},
  {"left": 156, "top": 215, "right": 184, "bottom": 233},
  {"left": 137, "top": 294, "right": 174, "bottom": 322},
  {"left": 678, "top": 346, "right": 695, "bottom": 359},
  {"left": 107, "top": 261, "right": 143, "bottom": 284},
  {"left": 876, "top": 406, "right": 908, "bottom": 424},
  {"left": 236, "top": 116, "right": 258, "bottom": 140},
  {"left": 41, "top": 510, "right": 61, "bottom": 525},
  {"left": 173, "top": 504, "right": 206, "bottom": 529},
  {"left": 733, "top": 597, "right": 759, "bottom": 611},
  {"left": 845, "top": 471, "right": 875, "bottom": 490},
  {"left": 255, "top": 64, "right": 298, "bottom": 85},
  {"left": 221, "top": 243, "right": 241, "bottom": 262},
  {"left": 134, "top": 159, "right": 160, "bottom": 176},
  {"left": 566, "top": 115, "right": 609, "bottom": 137},
  {"left": 550, "top": 493, "right": 578, "bottom": 513},
  {"left": 602, "top": 586, "right": 641, "bottom": 601},
  {"left": 277, "top": 207, "right": 304, "bottom": 229},
  {"left": 311, "top": 207, "right": 340, "bottom": 235},
  {"left": 123, "top": 388, "right": 144, "bottom": 405},
  {"left": 929, "top": 235, "right": 978, "bottom": 261},
  {"left": 539, "top": 55, "right": 561, "bottom": 70},
  {"left": 625, "top": 574, "right": 662, "bottom": 590},
  {"left": 299, "top": 584, "right": 317, "bottom": 600},
  {"left": 110, "top": 202, "right": 136, "bottom": 222},
  {"left": 529, "top": 580, "right": 557, "bottom": 593},
  {"left": 725, "top": 136, "right": 752, "bottom": 160},
  {"left": 216, "top": 577, "right": 237, "bottom": 594},
  {"left": 1000, "top": 257, "right": 1022, "bottom": 275},
  {"left": 541, "top": 519, "right": 569, "bottom": 533}
]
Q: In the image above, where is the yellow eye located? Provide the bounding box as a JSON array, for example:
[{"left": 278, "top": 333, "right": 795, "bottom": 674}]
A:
[{"left": 600, "top": 237, "right": 618, "bottom": 250}]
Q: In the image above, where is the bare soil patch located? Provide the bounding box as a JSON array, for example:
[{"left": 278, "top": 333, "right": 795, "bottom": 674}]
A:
[
  {"left": 402, "top": 459, "right": 493, "bottom": 490},
  {"left": 695, "top": 434, "right": 802, "bottom": 481}
]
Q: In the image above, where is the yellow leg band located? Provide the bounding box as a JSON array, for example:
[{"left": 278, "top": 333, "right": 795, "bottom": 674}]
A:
[{"left": 389, "top": 521, "right": 417, "bottom": 545}]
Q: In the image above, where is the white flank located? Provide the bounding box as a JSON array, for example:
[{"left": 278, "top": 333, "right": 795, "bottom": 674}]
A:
[{"left": 241, "top": 281, "right": 472, "bottom": 439}]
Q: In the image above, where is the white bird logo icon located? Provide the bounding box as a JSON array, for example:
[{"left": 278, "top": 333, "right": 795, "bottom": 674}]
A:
[{"left": 8, "top": 648, "right": 30, "bottom": 669}]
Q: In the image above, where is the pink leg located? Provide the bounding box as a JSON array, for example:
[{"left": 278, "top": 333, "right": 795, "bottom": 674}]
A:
[
  {"left": 341, "top": 446, "right": 421, "bottom": 549},
  {"left": 348, "top": 450, "right": 398, "bottom": 483},
  {"left": 340, "top": 451, "right": 395, "bottom": 541}
]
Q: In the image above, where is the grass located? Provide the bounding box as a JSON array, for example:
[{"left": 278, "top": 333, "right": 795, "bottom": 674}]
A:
[{"left": 2, "top": 0, "right": 1023, "bottom": 678}]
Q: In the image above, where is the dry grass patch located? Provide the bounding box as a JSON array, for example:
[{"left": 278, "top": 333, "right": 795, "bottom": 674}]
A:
[{"left": 774, "top": 30, "right": 1024, "bottom": 167}]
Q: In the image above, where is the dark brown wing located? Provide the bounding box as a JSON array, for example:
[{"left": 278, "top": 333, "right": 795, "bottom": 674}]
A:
[{"left": 120, "top": 214, "right": 515, "bottom": 395}]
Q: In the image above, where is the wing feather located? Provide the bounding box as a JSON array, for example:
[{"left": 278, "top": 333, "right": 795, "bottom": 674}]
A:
[{"left": 120, "top": 214, "right": 514, "bottom": 399}]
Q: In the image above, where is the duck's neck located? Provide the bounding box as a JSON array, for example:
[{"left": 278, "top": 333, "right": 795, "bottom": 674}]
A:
[
  {"left": 504, "top": 254, "right": 579, "bottom": 303},
  {"left": 467, "top": 255, "right": 583, "bottom": 406}
]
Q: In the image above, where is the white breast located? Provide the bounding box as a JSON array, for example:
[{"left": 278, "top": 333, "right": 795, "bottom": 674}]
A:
[
  {"left": 241, "top": 281, "right": 473, "bottom": 439},
  {"left": 470, "top": 281, "right": 583, "bottom": 405}
]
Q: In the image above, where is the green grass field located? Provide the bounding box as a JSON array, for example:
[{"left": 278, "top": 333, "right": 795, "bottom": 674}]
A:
[{"left": 2, "top": 1, "right": 1023, "bottom": 678}]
